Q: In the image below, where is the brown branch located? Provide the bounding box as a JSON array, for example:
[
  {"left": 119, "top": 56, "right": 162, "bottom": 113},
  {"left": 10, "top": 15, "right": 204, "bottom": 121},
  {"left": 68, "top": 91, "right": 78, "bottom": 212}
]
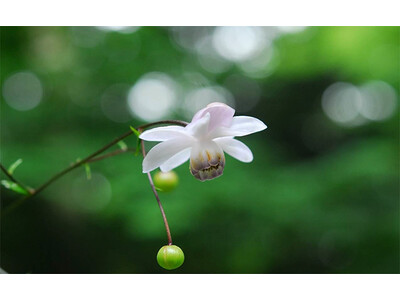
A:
[
  {"left": 86, "top": 147, "right": 136, "bottom": 163},
  {"left": 140, "top": 135, "right": 173, "bottom": 246},
  {"left": 0, "top": 163, "right": 34, "bottom": 195},
  {"left": 1, "top": 120, "right": 188, "bottom": 216},
  {"left": 32, "top": 131, "right": 134, "bottom": 196},
  {"left": 30, "top": 120, "right": 188, "bottom": 198}
]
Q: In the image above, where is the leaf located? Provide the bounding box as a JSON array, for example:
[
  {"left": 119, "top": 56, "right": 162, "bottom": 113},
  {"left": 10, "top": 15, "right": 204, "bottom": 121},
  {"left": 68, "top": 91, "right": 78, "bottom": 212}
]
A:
[
  {"left": 117, "top": 140, "right": 128, "bottom": 151},
  {"left": 130, "top": 126, "right": 141, "bottom": 137},
  {"left": 130, "top": 126, "right": 142, "bottom": 156},
  {"left": 84, "top": 163, "right": 91, "bottom": 180},
  {"left": 8, "top": 158, "right": 23, "bottom": 175},
  {"left": 1, "top": 180, "right": 29, "bottom": 195}
]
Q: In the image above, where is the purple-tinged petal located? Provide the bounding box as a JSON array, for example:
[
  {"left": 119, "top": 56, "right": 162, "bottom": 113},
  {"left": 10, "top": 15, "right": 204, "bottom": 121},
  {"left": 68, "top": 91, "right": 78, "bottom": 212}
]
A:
[
  {"left": 185, "top": 112, "right": 211, "bottom": 138},
  {"left": 191, "top": 102, "right": 235, "bottom": 133}
]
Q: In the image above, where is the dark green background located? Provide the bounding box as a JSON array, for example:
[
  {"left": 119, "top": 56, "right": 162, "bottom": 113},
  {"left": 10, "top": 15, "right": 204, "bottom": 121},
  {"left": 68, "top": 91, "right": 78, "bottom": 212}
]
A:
[{"left": 1, "top": 26, "right": 399, "bottom": 273}]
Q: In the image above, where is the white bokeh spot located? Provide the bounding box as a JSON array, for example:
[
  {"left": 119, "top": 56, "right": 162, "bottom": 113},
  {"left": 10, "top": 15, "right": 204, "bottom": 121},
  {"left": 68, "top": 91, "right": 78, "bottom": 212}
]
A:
[
  {"left": 2, "top": 71, "right": 43, "bottom": 111},
  {"left": 127, "top": 73, "right": 178, "bottom": 122}
]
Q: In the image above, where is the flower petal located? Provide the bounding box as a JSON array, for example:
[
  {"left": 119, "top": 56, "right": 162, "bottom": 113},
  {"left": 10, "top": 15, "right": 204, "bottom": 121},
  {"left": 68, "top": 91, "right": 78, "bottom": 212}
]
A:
[
  {"left": 185, "top": 112, "right": 210, "bottom": 138},
  {"left": 210, "top": 116, "right": 267, "bottom": 138},
  {"left": 191, "top": 102, "right": 235, "bottom": 132},
  {"left": 139, "top": 126, "right": 190, "bottom": 142},
  {"left": 142, "top": 138, "right": 193, "bottom": 173},
  {"left": 160, "top": 148, "right": 191, "bottom": 172},
  {"left": 214, "top": 137, "right": 253, "bottom": 163}
]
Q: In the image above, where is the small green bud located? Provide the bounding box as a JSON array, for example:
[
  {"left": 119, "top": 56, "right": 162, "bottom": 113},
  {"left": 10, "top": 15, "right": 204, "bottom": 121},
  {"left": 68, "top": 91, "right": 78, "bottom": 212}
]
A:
[
  {"left": 157, "top": 245, "right": 184, "bottom": 270},
  {"left": 154, "top": 171, "right": 179, "bottom": 192}
]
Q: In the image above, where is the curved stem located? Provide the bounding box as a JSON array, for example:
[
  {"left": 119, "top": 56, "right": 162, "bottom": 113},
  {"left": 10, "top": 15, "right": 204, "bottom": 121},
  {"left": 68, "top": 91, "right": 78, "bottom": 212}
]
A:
[
  {"left": 140, "top": 136, "right": 173, "bottom": 246},
  {"left": 0, "top": 163, "right": 34, "bottom": 195},
  {"left": 32, "top": 130, "right": 134, "bottom": 196},
  {"left": 86, "top": 147, "right": 136, "bottom": 163},
  {"left": 1, "top": 120, "right": 188, "bottom": 216},
  {"left": 138, "top": 120, "right": 188, "bottom": 131}
]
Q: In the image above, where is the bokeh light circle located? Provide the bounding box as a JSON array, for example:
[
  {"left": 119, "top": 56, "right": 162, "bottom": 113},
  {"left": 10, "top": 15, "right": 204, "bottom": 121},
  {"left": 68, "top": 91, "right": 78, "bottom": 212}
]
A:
[
  {"left": 321, "top": 82, "right": 363, "bottom": 125},
  {"left": 322, "top": 81, "right": 397, "bottom": 127},
  {"left": 2, "top": 71, "right": 43, "bottom": 111},
  {"left": 359, "top": 81, "right": 397, "bottom": 121},
  {"left": 127, "top": 73, "right": 178, "bottom": 122},
  {"left": 212, "top": 27, "right": 266, "bottom": 62},
  {"left": 96, "top": 26, "right": 140, "bottom": 34},
  {"left": 71, "top": 173, "right": 112, "bottom": 212}
]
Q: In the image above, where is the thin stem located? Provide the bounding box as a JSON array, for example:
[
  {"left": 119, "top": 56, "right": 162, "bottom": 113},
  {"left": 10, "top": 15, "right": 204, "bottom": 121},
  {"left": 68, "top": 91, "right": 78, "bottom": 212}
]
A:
[
  {"left": 138, "top": 120, "right": 188, "bottom": 131},
  {"left": 25, "top": 120, "right": 188, "bottom": 197},
  {"left": 140, "top": 136, "right": 173, "bottom": 246},
  {"left": 32, "top": 130, "right": 134, "bottom": 196},
  {"left": 86, "top": 147, "right": 136, "bottom": 163},
  {"left": 1, "top": 120, "right": 188, "bottom": 216},
  {"left": 0, "top": 163, "right": 17, "bottom": 182},
  {"left": 0, "top": 163, "right": 34, "bottom": 195}
]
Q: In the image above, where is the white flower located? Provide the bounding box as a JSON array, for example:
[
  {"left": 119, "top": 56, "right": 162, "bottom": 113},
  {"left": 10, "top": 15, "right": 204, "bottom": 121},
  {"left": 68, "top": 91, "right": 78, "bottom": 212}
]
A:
[{"left": 140, "top": 102, "right": 267, "bottom": 181}]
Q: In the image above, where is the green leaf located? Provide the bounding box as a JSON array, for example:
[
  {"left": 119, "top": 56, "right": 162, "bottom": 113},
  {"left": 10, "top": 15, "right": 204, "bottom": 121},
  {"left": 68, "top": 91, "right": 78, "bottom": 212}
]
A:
[
  {"left": 8, "top": 158, "right": 23, "bottom": 175},
  {"left": 1, "top": 180, "right": 29, "bottom": 195},
  {"left": 84, "top": 163, "right": 91, "bottom": 180},
  {"left": 117, "top": 140, "right": 128, "bottom": 151},
  {"left": 130, "top": 126, "right": 141, "bottom": 137},
  {"left": 130, "top": 126, "right": 142, "bottom": 156}
]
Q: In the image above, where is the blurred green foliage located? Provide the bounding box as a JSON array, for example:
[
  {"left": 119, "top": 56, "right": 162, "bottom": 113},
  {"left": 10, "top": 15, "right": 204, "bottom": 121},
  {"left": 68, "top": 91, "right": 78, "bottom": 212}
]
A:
[{"left": 1, "top": 26, "right": 399, "bottom": 273}]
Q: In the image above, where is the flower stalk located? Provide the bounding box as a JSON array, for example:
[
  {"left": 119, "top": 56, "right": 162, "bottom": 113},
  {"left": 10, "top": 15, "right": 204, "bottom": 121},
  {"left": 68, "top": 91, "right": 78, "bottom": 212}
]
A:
[{"left": 140, "top": 135, "right": 173, "bottom": 245}]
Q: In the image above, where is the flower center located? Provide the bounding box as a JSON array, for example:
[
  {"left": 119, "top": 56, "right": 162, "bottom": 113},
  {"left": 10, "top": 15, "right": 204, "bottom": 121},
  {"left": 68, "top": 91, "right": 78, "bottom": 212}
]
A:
[{"left": 189, "top": 141, "right": 225, "bottom": 181}]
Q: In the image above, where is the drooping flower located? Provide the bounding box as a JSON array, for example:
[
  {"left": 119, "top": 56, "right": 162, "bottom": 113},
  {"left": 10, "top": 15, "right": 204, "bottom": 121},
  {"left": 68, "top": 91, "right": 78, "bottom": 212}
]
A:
[{"left": 140, "top": 102, "right": 267, "bottom": 181}]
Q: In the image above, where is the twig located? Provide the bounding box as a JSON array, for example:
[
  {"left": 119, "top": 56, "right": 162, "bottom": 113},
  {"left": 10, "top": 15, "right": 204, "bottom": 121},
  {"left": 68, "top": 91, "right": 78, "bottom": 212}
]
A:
[
  {"left": 1, "top": 120, "right": 188, "bottom": 216},
  {"left": 0, "top": 163, "right": 34, "bottom": 195},
  {"left": 140, "top": 134, "right": 173, "bottom": 246},
  {"left": 32, "top": 130, "right": 134, "bottom": 196},
  {"left": 86, "top": 147, "right": 136, "bottom": 163},
  {"left": 1, "top": 148, "right": 135, "bottom": 216},
  {"left": 20, "top": 120, "right": 187, "bottom": 198}
]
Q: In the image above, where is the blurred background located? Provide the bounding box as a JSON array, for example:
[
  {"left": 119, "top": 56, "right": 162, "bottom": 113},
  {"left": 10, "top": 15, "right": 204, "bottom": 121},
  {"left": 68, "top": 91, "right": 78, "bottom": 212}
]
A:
[{"left": 0, "top": 26, "right": 398, "bottom": 274}]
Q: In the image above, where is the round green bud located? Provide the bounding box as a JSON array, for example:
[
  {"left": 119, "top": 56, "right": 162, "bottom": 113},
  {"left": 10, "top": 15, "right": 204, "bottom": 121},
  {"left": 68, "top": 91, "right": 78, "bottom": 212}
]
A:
[
  {"left": 157, "top": 245, "right": 185, "bottom": 270},
  {"left": 154, "top": 171, "right": 179, "bottom": 192}
]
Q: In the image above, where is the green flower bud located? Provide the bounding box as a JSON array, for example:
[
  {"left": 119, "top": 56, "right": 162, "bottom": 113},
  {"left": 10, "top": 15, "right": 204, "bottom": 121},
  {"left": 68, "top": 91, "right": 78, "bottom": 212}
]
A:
[
  {"left": 154, "top": 171, "right": 179, "bottom": 192},
  {"left": 157, "top": 245, "right": 184, "bottom": 270}
]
